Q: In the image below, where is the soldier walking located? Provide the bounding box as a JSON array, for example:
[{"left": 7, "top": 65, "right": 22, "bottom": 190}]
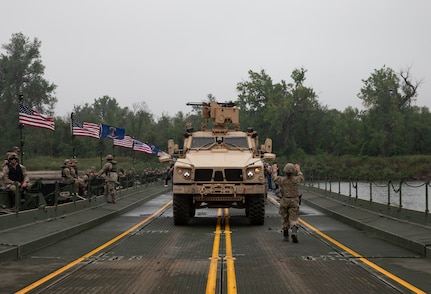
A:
[{"left": 271, "top": 163, "right": 304, "bottom": 243}]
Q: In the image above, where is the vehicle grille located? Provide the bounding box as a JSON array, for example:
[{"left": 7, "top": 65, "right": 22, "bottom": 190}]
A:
[{"left": 195, "top": 168, "right": 242, "bottom": 182}]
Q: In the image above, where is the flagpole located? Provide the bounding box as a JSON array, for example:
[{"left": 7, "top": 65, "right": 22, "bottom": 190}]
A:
[
  {"left": 18, "top": 94, "right": 24, "bottom": 165},
  {"left": 132, "top": 138, "right": 136, "bottom": 167},
  {"left": 100, "top": 150, "right": 103, "bottom": 170},
  {"left": 71, "top": 112, "right": 76, "bottom": 158}
]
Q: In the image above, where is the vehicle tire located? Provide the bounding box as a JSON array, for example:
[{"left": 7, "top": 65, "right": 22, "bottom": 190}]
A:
[
  {"left": 248, "top": 194, "right": 265, "bottom": 225},
  {"left": 173, "top": 194, "right": 192, "bottom": 225}
]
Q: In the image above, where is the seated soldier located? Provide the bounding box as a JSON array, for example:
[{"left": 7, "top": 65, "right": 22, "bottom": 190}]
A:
[
  {"left": 61, "top": 159, "right": 79, "bottom": 196},
  {"left": 128, "top": 167, "right": 139, "bottom": 185},
  {"left": 2, "top": 152, "right": 32, "bottom": 208},
  {"left": 70, "top": 159, "right": 86, "bottom": 196}
]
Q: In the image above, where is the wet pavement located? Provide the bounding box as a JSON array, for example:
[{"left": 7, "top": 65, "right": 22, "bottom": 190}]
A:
[{"left": 0, "top": 184, "right": 430, "bottom": 293}]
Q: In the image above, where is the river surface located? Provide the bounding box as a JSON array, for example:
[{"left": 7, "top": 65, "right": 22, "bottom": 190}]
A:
[{"left": 308, "top": 181, "right": 430, "bottom": 213}]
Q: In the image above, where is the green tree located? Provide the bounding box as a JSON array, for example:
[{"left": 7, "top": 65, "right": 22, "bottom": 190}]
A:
[
  {"left": 128, "top": 101, "right": 155, "bottom": 143},
  {"left": 358, "top": 66, "right": 421, "bottom": 156},
  {"left": 236, "top": 68, "right": 320, "bottom": 155},
  {"left": 282, "top": 68, "right": 320, "bottom": 154},
  {"left": 402, "top": 106, "right": 431, "bottom": 154},
  {"left": 0, "top": 32, "right": 57, "bottom": 155},
  {"left": 327, "top": 107, "right": 362, "bottom": 156},
  {"left": 236, "top": 69, "right": 285, "bottom": 153}
]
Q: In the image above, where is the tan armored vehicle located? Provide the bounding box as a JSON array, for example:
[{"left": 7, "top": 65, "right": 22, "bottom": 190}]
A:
[{"left": 161, "top": 101, "right": 276, "bottom": 225}]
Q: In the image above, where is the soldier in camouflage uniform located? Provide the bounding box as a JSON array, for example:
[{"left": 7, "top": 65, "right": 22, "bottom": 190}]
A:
[
  {"left": 70, "top": 159, "right": 86, "bottom": 196},
  {"left": 2, "top": 152, "right": 31, "bottom": 208},
  {"left": 272, "top": 163, "right": 304, "bottom": 243},
  {"left": 97, "top": 155, "right": 118, "bottom": 203},
  {"left": 61, "top": 159, "right": 81, "bottom": 196}
]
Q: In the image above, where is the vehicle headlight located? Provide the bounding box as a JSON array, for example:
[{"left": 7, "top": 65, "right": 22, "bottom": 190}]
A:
[
  {"left": 176, "top": 167, "right": 192, "bottom": 180},
  {"left": 246, "top": 167, "right": 261, "bottom": 179}
]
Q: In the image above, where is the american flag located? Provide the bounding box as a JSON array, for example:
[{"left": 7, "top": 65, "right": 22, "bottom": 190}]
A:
[
  {"left": 114, "top": 135, "right": 134, "bottom": 148},
  {"left": 133, "top": 140, "right": 153, "bottom": 154},
  {"left": 19, "top": 103, "right": 55, "bottom": 131},
  {"left": 72, "top": 119, "right": 100, "bottom": 139}
]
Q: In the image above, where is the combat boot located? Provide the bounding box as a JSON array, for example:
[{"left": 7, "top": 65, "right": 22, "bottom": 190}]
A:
[
  {"left": 291, "top": 226, "right": 298, "bottom": 243},
  {"left": 283, "top": 229, "right": 289, "bottom": 241}
]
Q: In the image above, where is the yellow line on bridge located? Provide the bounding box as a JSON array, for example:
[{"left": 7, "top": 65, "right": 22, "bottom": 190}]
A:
[
  {"left": 206, "top": 209, "right": 222, "bottom": 293},
  {"left": 224, "top": 208, "right": 237, "bottom": 294},
  {"left": 267, "top": 195, "right": 426, "bottom": 294},
  {"left": 16, "top": 200, "right": 173, "bottom": 294},
  {"left": 206, "top": 208, "right": 237, "bottom": 294}
]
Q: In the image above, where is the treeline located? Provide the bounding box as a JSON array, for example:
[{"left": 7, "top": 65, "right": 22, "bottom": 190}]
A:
[{"left": 1, "top": 33, "right": 431, "bottom": 166}]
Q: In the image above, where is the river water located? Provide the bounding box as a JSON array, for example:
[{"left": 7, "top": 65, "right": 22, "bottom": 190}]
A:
[{"left": 307, "top": 181, "right": 430, "bottom": 213}]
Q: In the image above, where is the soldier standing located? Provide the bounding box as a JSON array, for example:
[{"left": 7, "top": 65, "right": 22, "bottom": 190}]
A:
[
  {"left": 97, "top": 155, "right": 118, "bottom": 203},
  {"left": 272, "top": 163, "right": 304, "bottom": 243}
]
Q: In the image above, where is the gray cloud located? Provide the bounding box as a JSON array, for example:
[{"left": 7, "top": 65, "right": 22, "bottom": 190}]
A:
[{"left": 2, "top": 0, "right": 430, "bottom": 119}]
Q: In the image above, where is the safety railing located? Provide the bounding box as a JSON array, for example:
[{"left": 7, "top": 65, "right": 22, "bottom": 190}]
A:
[
  {"left": 0, "top": 173, "right": 164, "bottom": 215},
  {"left": 306, "top": 175, "right": 429, "bottom": 214}
]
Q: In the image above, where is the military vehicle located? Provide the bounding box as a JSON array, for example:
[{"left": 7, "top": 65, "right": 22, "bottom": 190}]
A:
[{"left": 160, "top": 101, "right": 276, "bottom": 225}]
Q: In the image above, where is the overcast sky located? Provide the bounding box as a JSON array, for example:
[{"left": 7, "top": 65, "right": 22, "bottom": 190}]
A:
[{"left": 2, "top": 0, "right": 430, "bottom": 120}]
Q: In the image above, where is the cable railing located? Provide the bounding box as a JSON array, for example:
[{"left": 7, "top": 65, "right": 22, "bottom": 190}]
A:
[
  {"left": 306, "top": 175, "right": 430, "bottom": 214},
  {"left": 0, "top": 172, "right": 164, "bottom": 214}
]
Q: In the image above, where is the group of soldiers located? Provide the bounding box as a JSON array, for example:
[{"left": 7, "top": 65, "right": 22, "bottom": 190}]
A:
[
  {"left": 2, "top": 148, "right": 304, "bottom": 243},
  {"left": 61, "top": 154, "right": 118, "bottom": 203},
  {"left": 1, "top": 149, "right": 119, "bottom": 209}
]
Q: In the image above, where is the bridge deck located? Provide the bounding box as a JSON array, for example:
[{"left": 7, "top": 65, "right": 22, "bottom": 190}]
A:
[{"left": 0, "top": 183, "right": 430, "bottom": 293}]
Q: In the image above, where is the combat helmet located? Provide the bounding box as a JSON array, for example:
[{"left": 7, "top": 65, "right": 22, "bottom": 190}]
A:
[
  {"left": 283, "top": 163, "right": 295, "bottom": 174},
  {"left": 8, "top": 152, "right": 19, "bottom": 160},
  {"left": 106, "top": 154, "right": 114, "bottom": 161}
]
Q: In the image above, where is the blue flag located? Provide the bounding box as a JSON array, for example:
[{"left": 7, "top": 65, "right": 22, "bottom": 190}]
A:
[
  {"left": 100, "top": 124, "right": 125, "bottom": 140},
  {"left": 149, "top": 144, "right": 159, "bottom": 155}
]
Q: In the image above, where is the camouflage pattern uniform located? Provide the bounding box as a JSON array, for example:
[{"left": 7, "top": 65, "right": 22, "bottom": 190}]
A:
[
  {"left": 272, "top": 163, "right": 304, "bottom": 243},
  {"left": 70, "top": 159, "right": 86, "bottom": 196},
  {"left": 61, "top": 159, "right": 74, "bottom": 183},
  {"left": 97, "top": 155, "right": 118, "bottom": 203},
  {"left": 61, "top": 159, "right": 80, "bottom": 195},
  {"left": 2, "top": 153, "right": 31, "bottom": 208}
]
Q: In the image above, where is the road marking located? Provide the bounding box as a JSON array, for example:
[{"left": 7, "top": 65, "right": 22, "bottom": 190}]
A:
[
  {"left": 206, "top": 209, "right": 222, "bottom": 294},
  {"left": 206, "top": 209, "right": 238, "bottom": 294},
  {"left": 267, "top": 195, "right": 426, "bottom": 294},
  {"left": 16, "top": 200, "right": 173, "bottom": 294},
  {"left": 224, "top": 208, "right": 237, "bottom": 294}
]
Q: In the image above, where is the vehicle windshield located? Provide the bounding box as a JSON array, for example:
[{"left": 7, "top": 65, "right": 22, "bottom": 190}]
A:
[
  {"left": 223, "top": 136, "right": 249, "bottom": 149},
  {"left": 191, "top": 136, "right": 249, "bottom": 149},
  {"left": 191, "top": 137, "right": 216, "bottom": 149}
]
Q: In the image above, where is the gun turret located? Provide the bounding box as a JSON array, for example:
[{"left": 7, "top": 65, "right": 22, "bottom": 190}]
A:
[{"left": 187, "top": 101, "right": 240, "bottom": 132}]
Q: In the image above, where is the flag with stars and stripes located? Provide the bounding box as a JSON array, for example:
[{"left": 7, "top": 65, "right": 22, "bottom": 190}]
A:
[
  {"left": 133, "top": 140, "right": 153, "bottom": 154},
  {"left": 114, "top": 135, "right": 134, "bottom": 148},
  {"left": 72, "top": 119, "right": 100, "bottom": 139},
  {"left": 19, "top": 102, "right": 55, "bottom": 131}
]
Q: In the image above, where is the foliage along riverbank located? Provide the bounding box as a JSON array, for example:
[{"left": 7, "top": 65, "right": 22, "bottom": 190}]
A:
[
  {"left": 23, "top": 154, "right": 431, "bottom": 182},
  {"left": 271, "top": 154, "right": 431, "bottom": 181},
  {"left": 22, "top": 156, "right": 166, "bottom": 176}
]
